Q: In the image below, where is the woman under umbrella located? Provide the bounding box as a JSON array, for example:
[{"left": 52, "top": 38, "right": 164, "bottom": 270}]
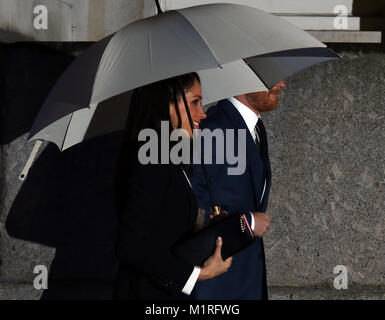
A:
[{"left": 113, "top": 72, "right": 232, "bottom": 299}]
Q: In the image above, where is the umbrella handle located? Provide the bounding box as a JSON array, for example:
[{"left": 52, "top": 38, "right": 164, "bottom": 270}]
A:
[
  {"left": 175, "top": 78, "right": 220, "bottom": 215},
  {"left": 19, "top": 140, "right": 43, "bottom": 181}
]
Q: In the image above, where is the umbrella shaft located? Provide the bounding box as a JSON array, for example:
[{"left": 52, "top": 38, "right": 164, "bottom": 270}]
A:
[{"left": 155, "top": 0, "right": 163, "bottom": 14}]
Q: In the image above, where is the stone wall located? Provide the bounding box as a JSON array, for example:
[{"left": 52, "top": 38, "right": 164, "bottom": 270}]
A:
[
  {"left": 0, "top": 0, "right": 149, "bottom": 42},
  {"left": 264, "top": 44, "right": 385, "bottom": 295}
]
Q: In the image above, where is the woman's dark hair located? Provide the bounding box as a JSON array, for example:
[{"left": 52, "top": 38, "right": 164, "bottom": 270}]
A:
[
  {"left": 114, "top": 72, "right": 200, "bottom": 212},
  {"left": 123, "top": 72, "right": 200, "bottom": 142}
]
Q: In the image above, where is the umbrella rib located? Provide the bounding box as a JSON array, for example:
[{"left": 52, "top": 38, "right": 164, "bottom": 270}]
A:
[
  {"left": 61, "top": 112, "right": 75, "bottom": 150},
  {"left": 148, "top": 22, "right": 154, "bottom": 74},
  {"left": 175, "top": 11, "right": 222, "bottom": 69}
]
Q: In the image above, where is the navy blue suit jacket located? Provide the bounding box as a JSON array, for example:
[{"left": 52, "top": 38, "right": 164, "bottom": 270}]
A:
[{"left": 190, "top": 99, "right": 272, "bottom": 300}]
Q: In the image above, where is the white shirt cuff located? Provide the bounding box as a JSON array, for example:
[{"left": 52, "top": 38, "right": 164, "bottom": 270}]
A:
[
  {"left": 249, "top": 212, "right": 255, "bottom": 231},
  {"left": 182, "top": 266, "right": 201, "bottom": 295}
]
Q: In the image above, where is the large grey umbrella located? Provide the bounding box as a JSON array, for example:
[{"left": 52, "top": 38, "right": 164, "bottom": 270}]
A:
[{"left": 26, "top": 2, "right": 339, "bottom": 154}]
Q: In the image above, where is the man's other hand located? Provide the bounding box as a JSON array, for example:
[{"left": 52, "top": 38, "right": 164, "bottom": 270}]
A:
[{"left": 252, "top": 212, "right": 272, "bottom": 237}]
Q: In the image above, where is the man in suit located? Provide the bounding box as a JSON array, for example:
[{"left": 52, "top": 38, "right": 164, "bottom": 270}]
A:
[{"left": 190, "top": 81, "right": 285, "bottom": 299}]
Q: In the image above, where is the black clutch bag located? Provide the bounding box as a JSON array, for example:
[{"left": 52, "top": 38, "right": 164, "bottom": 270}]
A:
[{"left": 173, "top": 209, "right": 255, "bottom": 266}]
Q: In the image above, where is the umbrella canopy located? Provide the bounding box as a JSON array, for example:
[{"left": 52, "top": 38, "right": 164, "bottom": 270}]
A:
[{"left": 27, "top": 3, "right": 339, "bottom": 151}]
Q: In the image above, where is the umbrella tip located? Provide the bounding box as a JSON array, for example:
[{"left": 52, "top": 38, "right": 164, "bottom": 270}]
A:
[{"left": 155, "top": 0, "right": 163, "bottom": 14}]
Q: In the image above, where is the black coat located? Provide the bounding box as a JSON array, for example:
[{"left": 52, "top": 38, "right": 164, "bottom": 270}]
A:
[{"left": 113, "top": 155, "right": 199, "bottom": 299}]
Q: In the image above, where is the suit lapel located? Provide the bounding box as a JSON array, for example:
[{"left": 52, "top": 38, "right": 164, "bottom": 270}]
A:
[{"left": 220, "top": 100, "right": 264, "bottom": 209}]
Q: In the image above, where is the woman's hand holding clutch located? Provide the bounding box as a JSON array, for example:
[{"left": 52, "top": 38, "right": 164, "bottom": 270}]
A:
[{"left": 197, "top": 237, "right": 232, "bottom": 281}]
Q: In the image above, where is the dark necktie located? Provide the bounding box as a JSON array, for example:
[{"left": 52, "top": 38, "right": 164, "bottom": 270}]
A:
[{"left": 255, "top": 118, "right": 269, "bottom": 179}]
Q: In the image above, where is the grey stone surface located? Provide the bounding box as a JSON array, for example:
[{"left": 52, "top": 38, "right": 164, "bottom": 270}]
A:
[
  {"left": 0, "top": 137, "right": 55, "bottom": 283},
  {"left": 0, "top": 282, "right": 42, "bottom": 300},
  {"left": 263, "top": 48, "right": 385, "bottom": 289},
  {"left": 269, "top": 286, "right": 385, "bottom": 300},
  {"left": 308, "top": 31, "right": 382, "bottom": 43},
  {"left": 1, "top": 42, "right": 384, "bottom": 298},
  {"left": 1, "top": 282, "right": 385, "bottom": 300}
]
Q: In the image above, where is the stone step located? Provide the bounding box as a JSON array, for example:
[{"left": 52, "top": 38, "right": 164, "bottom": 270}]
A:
[
  {"left": 308, "top": 30, "right": 382, "bottom": 43},
  {"left": 270, "top": 286, "right": 385, "bottom": 300},
  {"left": 162, "top": 0, "right": 354, "bottom": 15},
  {"left": 278, "top": 15, "right": 360, "bottom": 31},
  {"left": 1, "top": 282, "right": 385, "bottom": 300}
]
